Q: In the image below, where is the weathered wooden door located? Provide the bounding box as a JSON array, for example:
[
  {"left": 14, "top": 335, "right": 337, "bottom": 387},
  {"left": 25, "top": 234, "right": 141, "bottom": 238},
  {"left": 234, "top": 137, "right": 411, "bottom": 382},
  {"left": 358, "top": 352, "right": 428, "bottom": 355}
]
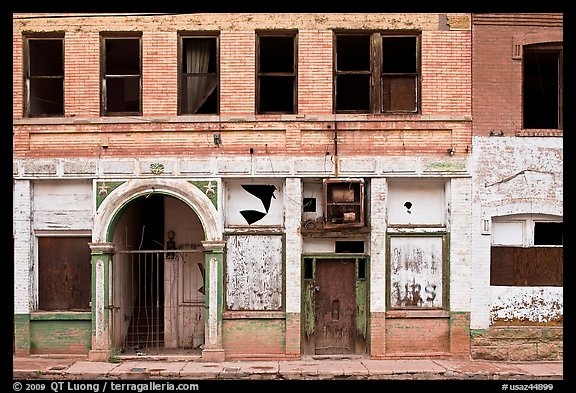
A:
[{"left": 314, "top": 259, "right": 356, "bottom": 354}]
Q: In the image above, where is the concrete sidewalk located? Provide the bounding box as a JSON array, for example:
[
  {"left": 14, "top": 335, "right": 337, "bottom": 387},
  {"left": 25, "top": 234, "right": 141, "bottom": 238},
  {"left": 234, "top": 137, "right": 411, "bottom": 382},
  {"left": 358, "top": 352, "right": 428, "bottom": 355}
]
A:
[{"left": 12, "top": 355, "right": 564, "bottom": 381}]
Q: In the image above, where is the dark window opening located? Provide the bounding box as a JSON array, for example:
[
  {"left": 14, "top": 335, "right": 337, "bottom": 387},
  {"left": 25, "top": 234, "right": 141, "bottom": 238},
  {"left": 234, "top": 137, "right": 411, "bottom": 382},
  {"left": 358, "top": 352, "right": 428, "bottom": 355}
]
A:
[
  {"left": 257, "top": 34, "right": 296, "bottom": 114},
  {"left": 180, "top": 37, "right": 218, "bottom": 114},
  {"left": 335, "top": 241, "right": 365, "bottom": 254},
  {"left": 523, "top": 46, "right": 562, "bottom": 129},
  {"left": 490, "top": 246, "right": 562, "bottom": 286},
  {"left": 534, "top": 222, "right": 563, "bottom": 245},
  {"left": 336, "top": 35, "right": 371, "bottom": 71},
  {"left": 38, "top": 237, "right": 92, "bottom": 311},
  {"left": 304, "top": 258, "right": 314, "bottom": 280},
  {"left": 103, "top": 37, "right": 141, "bottom": 115},
  {"left": 26, "top": 38, "right": 64, "bottom": 116},
  {"left": 303, "top": 198, "right": 317, "bottom": 213},
  {"left": 335, "top": 33, "right": 419, "bottom": 114}
]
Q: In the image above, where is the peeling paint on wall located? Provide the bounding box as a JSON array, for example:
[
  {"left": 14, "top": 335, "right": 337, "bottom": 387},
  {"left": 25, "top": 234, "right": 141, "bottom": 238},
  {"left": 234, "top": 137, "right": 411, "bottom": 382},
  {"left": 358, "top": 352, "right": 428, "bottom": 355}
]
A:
[
  {"left": 225, "top": 235, "right": 283, "bottom": 310},
  {"left": 390, "top": 236, "right": 444, "bottom": 308},
  {"left": 490, "top": 287, "right": 563, "bottom": 325}
]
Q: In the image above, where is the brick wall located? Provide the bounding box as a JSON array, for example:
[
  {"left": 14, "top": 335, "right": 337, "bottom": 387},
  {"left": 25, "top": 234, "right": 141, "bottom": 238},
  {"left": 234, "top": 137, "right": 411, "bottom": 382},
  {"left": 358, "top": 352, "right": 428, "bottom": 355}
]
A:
[
  {"left": 65, "top": 32, "right": 100, "bottom": 118},
  {"left": 472, "top": 16, "right": 562, "bottom": 136},
  {"left": 142, "top": 31, "right": 178, "bottom": 116},
  {"left": 471, "top": 327, "right": 563, "bottom": 361},
  {"left": 222, "top": 319, "right": 288, "bottom": 359},
  {"left": 297, "top": 30, "right": 332, "bottom": 114},
  {"left": 220, "top": 31, "right": 255, "bottom": 116}
]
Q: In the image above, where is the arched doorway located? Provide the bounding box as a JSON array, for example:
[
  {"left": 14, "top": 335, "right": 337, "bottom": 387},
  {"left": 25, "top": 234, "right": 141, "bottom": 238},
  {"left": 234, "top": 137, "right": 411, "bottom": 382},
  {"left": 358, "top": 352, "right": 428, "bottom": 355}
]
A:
[
  {"left": 110, "top": 193, "right": 206, "bottom": 354},
  {"left": 92, "top": 179, "right": 221, "bottom": 356}
]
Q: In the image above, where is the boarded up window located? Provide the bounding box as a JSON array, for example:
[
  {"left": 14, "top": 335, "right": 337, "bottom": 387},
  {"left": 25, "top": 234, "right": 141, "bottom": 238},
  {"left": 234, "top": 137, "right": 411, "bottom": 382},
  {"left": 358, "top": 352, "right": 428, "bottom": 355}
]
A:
[
  {"left": 225, "top": 235, "right": 283, "bottom": 310},
  {"left": 38, "top": 237, "right": 92, "bottom": 311},
  {"left": 490, "top": 247, "right": 563, "bottom": 286},
  {"left": 389, "top": 236, "right": 444, "bottom": 309}
]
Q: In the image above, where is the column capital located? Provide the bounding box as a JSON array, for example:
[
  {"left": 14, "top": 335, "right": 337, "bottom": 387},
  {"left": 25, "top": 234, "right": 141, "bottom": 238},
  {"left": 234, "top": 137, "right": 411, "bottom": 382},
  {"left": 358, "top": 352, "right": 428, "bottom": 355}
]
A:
[
  {"left": 201, "top": 240, "right": 226, "bottom": 252},
  {"left": 88, "top": 242, "right": 115, "bottom": 254}
]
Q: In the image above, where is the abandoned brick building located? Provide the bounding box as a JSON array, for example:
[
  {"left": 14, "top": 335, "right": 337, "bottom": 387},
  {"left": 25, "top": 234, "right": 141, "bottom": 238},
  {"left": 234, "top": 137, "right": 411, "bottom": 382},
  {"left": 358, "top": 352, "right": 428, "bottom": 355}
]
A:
[{"left": 12, "top": 13, "right": 562, "bottom": 362}]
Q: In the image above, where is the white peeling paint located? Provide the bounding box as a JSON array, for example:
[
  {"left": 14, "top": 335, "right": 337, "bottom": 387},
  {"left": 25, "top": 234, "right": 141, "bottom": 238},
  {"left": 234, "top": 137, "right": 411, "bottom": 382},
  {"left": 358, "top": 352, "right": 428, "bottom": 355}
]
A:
[
  {"left": 490, "top": 286, "right": 563, "bottom": 324},
  {"left": 95, "top": 258, "right": 105, "bottom": 349},
  {"left": 208, "top": 257, "right": 218, "bottom": 347}
]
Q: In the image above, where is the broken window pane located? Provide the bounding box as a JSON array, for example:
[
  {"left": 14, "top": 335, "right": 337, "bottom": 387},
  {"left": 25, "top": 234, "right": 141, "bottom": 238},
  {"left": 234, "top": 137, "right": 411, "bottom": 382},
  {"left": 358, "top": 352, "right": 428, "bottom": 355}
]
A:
[
  {"left": 26, "top": 38, "right": 64, "bottom": 116},
  {"left": 336, "top": 74, "right": 370, "bottom": 111},
  {"left": 257, "top": 34, "right": 296, "bottom": 114},
  {"left": 523, "top": 46, "right": 562, "bottom": 129},
  {"left": 381, "top": 36, "right": 417, "bottom": 73},
  {"left": 336, "top": 35, "right": 371, "bottom": 71},
  {"left": 259, "top": 76, "right": 294, "bottom": 113},
  {"left": 180, "top": 37, "right": 218, "bottom": 114}
]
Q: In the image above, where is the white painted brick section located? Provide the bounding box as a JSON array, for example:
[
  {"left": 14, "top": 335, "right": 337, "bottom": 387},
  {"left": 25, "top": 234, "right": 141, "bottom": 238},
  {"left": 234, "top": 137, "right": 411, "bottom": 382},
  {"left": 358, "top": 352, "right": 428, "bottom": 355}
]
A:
[
  {"left": 284, "top": 178, "right": 302, "bottom": 313},
  {"left": 471, "top": 136, "right": 563, "bottom": 329},
  {"left": 370, "top": 178, "right": 388, "bottom": 313},
  {"left": 449, "top": 177, "right": 472, "bottom": 312},
  {"left": 13, "top": 180, "right": 32, "bottom": 314}
]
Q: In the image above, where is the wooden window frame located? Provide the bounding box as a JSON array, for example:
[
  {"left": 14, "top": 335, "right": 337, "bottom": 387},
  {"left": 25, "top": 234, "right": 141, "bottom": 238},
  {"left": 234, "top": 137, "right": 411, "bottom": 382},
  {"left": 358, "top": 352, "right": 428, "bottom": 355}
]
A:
[
  {"left": 334, "top": 31, "right": 421, "bottom": 114},
  {"left": 100, "top": 33, "right": 142, "bottom": 116},
  {"left": 177, "top": 33, "right": 220, "bottom": 115},
  {"left": 256, "top": 31, "right": 298, "bottom": 114},
  {"left": 323, "top": 178, "right": 365, "bottom": 229},
  {"left": 23, "top": 33, "right": 65, "bottom": 117}
]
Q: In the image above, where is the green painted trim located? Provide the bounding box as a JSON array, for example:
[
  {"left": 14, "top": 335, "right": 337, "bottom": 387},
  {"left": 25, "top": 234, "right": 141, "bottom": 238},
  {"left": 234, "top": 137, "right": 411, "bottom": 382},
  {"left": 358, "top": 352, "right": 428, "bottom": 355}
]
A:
[
  {"left": 190, "top": 181, "right": 218, "bottom": 209},
  {"left": 14, "top": 314, "right": 31, "bottom": 352},
  {"left": 30, "top": 312, "right": 92, "bottom": 321},
  {"left": 471, "top": 329, "right": 488, "bottom": 336},
  {"left": 355, "top": 257, "right": 368, "bottom": 339},
  {"left": 96, "top": 181, "right": 125, "bottom": 210},
  {"left": 91, "top": 253, "right": 97, "bottom": 335},
  {"left": 424, "top": 161, "right": 466, "bottom": 172}
]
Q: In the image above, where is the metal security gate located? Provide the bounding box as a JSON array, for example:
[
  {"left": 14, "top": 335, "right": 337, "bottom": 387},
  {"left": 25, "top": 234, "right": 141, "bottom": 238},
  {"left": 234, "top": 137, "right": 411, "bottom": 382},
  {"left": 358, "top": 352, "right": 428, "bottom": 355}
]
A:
[{"left": 111, "top": 249, "right": 205, "bottom": 354}]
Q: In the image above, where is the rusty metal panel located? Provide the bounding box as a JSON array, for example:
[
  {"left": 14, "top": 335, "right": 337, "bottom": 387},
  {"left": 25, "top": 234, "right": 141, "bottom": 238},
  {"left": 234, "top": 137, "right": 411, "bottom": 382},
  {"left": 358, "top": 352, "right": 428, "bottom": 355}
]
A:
[
  {"left": 38, "top": 237, "right": 91, "bottom": 311},
  {"left": 491, "top": 246, "right": 562, "bottom": 286},
  {"left": 389, "top": 236, "right": 444, "bottom": 309},
  {"left": 314, "top": 259, "right": 355, "bottom": 354},
  {"left": 225, "top": 235, "right": 283, "bottom": 310}
]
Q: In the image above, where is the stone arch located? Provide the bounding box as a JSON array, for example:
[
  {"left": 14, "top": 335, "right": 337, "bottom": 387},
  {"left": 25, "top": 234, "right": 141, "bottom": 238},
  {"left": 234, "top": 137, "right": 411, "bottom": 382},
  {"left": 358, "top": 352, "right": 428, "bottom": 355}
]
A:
[{"left": 93, "top": 178, "right": 221, "bottom": 243}]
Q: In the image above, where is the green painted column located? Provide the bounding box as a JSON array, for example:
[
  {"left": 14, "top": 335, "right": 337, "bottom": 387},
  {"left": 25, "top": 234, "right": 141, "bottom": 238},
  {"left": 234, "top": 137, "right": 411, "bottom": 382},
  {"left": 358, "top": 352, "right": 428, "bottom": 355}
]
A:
[
  {"left": 201, "top": 240, "right": 226, "bottom": 362},
  {"left": 88, "top": 242, "right": 114, "bottom": 362}
]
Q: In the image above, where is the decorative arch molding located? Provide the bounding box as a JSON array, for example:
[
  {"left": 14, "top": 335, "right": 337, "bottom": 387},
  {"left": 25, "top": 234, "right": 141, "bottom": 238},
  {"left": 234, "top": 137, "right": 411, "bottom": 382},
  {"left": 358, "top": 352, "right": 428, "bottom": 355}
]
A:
[{"left": 93, "top": 178, "right": 221, "bottom": 243}]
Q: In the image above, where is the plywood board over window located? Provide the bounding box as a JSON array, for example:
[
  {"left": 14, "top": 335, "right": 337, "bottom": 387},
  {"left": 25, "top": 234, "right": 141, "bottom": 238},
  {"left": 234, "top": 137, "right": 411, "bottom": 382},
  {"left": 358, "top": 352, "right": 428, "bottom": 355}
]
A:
[{"left": 225, "top": 235, "right": 284, "bottom": 311}]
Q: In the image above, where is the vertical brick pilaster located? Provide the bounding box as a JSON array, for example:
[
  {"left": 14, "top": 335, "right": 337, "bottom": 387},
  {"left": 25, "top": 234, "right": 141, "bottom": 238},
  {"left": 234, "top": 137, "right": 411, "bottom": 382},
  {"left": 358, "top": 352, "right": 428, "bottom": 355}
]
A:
[{"left": 450, "top": 312, "right": 471, "bottom": 359}]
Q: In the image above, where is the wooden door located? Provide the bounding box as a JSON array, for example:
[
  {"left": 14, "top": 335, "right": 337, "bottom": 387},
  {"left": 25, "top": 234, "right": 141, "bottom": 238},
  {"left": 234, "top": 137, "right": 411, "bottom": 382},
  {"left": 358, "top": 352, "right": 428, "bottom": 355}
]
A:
[{"left": 314, "top": 259, "right": 356, "bottom": 354}]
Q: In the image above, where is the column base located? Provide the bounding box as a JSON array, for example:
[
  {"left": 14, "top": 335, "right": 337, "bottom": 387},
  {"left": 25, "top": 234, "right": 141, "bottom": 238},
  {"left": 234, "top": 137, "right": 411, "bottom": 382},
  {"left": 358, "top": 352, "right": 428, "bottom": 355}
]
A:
[
  {"left": 201, "top": 348, "right": 226, "bottom": 362},
  {"left": 88, "top": 349, "right": 110, "bottom": 362}
]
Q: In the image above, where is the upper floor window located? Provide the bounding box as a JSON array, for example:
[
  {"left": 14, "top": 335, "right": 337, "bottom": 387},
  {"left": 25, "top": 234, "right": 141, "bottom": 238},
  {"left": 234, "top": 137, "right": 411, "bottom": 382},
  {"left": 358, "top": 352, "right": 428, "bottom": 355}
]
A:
[
  {"left": 523, "top": 43, "right": 563, "bottom": 129},
  {"left": 334, "top": 32, "right": 420, "bottom": 114},
  {"left": 257, "top": 33, "right": 297, "bottom": 114},
  {"left": 179, "top": 35, "right": 219, "bottom": 115},
  {"left": 101, "top": 34, "right": 141, "bottom": 116},
  {"left": 24, "top": 35, "right": 64, "bottom": 117}
]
